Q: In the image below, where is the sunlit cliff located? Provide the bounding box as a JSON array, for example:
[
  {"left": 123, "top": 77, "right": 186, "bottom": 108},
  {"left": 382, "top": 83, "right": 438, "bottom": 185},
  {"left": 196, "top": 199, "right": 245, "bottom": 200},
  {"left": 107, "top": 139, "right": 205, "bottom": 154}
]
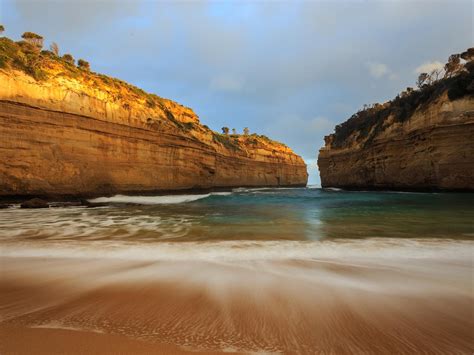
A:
[{"left": 0, "top": 35, "right": 307, "bottom": 197}]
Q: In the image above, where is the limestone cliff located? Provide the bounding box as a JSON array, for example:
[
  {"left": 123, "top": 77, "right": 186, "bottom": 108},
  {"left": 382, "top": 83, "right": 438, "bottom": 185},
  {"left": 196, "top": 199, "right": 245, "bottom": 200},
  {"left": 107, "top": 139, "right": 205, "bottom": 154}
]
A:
[
  {"left": 0, "top": 38, "right": 307, "bottom": 197},
  {"left": 318, "top": 51, "right": 474, "bottom": 191}
]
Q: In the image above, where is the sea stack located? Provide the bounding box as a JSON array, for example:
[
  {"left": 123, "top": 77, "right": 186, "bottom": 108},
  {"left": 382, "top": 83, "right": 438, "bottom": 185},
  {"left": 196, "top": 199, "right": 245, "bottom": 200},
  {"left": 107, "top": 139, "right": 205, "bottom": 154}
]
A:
[
  {"left": 318, "top": 48, "right": 474, "bottom": 191},
  {"left": 0, "top": 37, "right": 307, "bottom": 197}
]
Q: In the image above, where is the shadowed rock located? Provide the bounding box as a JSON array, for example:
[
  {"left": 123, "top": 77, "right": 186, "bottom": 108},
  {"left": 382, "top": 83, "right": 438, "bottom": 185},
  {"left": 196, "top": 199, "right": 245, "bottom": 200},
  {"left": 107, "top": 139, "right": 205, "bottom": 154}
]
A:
[{"left": 20, "top": 198, "right": 49, "bottom": 209}]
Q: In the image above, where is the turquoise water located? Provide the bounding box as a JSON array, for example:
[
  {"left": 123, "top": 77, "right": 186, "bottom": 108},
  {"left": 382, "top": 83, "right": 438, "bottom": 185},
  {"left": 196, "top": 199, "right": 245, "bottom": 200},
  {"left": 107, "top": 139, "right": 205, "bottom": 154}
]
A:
[{"left": 1, "top": 187, "right": 473, "bottom": 244}]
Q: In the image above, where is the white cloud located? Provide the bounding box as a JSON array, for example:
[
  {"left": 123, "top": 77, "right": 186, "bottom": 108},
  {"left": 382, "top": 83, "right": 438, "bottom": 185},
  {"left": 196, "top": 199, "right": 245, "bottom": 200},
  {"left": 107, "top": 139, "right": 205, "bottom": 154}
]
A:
[
  {"left": 389, "top": 73, "right": 399, "bottom": 81},
  {"left": 414, "top": 61, "right": 444, "bottom": 74},
  {"left": 210, "top": 74, "right": 245, "bottom": 92},
  {"left": 366, "top": 62, "right": 399, "bottom": 81},
  {"left": 367, "top": 62, "right": 389, "bottom": 79}
]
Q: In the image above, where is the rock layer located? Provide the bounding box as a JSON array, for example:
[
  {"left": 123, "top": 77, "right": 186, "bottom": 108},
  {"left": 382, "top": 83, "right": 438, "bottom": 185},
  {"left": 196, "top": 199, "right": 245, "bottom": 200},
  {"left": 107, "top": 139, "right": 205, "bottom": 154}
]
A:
[
  {"left": 318, "top": 94, "right": 474, "bottom": 191},
  {"left": 0, "top": 69, "right": 307, "bottom": 197}
]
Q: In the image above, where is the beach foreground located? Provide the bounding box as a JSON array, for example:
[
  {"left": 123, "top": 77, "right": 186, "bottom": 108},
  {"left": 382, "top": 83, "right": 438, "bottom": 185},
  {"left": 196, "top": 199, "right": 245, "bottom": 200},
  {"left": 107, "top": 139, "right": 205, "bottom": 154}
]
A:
[{"left": 1, "top": 239, "right": 472, "bottom": 354}]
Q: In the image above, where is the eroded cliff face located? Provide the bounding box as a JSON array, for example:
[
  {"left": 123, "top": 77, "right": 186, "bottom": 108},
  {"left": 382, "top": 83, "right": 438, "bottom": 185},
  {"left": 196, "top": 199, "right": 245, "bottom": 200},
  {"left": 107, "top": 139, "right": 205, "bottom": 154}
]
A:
[
  {"left": 0, "top": 68, "right": 307, "bottom": 197},
  {"left": 318, "top": 94, "right": 474, "bottom": 191}
]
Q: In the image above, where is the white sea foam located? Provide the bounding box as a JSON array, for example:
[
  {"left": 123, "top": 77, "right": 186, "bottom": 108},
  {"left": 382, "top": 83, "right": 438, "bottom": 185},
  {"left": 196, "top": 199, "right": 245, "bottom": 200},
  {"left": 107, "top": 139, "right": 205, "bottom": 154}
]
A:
[
  {"left": 209, "top": 192, "right": 233, "bottom": 196},
  {"left": 2, "top": 238, "right": 472, "bottom": 265},
  {"left": 88, "top": 193, "right": 228, "bottom": 205},
  {"left": 0, "top": 206, "right": 196, "bottom": 241},
  {"left": 232, "top": 187, "right": 274, "bottom": 192},
  {"left": 324, "top": 187, "right": 343, "bottom": 191}
]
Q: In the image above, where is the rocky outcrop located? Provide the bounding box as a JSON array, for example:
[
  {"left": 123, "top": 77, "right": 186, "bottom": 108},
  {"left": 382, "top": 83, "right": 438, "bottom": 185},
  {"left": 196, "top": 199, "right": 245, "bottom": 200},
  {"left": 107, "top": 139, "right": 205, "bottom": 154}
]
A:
[
  {"left": 20, "top": 198, "right": 49, "bottom": 209},
  {"left": 318, "top": 64, "right": 474, "bottom": 191},
  {"left": 0, "top": 66, "right": 307, "bottom": 197}
]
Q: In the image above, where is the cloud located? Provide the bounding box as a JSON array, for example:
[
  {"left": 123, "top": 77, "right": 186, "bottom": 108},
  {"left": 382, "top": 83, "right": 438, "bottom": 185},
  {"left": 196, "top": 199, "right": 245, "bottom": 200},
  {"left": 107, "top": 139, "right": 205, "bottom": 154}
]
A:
[
  {"left": 366, "top": 62, "right": 400, "bottom": 81},
  {"left": 210, "top": 75, "right": 245, "bottom": 92},
  {"left": 366, "top": 62, "right": 389, "bottom": 79},
  {"left": 415, "top": 61, "right": 444, "bottom": 74},
  {"left": 389, "top": 73, "right": 399, "bottom": 81}
]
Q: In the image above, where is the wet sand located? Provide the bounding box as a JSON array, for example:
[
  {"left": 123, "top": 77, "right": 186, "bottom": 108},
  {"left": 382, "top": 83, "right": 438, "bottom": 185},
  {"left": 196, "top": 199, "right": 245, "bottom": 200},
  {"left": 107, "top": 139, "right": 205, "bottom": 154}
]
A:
[
  {"left": 0, "top": 326, "right": 196, "bottom": 355},
  {"left": 1, "top": 248, "right": 473, "bottom": 354}
]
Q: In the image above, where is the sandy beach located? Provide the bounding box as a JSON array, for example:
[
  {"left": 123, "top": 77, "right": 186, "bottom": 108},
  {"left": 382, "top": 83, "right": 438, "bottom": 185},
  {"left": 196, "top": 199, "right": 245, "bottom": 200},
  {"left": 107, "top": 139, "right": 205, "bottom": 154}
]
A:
[{"left": 1, "top": 243, "right": 472, "bottom": 354}]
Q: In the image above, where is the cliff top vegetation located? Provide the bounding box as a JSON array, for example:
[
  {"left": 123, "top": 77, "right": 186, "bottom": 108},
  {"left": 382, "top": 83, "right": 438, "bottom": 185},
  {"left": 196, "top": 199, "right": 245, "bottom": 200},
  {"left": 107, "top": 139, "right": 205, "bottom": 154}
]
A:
[
  {"left": 328, "top": 48, "right": 474, "bottom": 149},
  {"left": 0, "top": 28, "right": 289, "bottom": 151},
  {"left": 0, "top": 32, "right": 169, "bottom": 108}
]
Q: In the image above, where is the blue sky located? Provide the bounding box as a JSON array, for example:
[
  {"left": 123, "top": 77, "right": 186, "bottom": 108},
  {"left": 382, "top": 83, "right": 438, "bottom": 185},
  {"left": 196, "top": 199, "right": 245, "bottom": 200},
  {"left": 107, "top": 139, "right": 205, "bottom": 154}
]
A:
[{"left": 1, "top": 0, "right": 472, "bottom": 184}]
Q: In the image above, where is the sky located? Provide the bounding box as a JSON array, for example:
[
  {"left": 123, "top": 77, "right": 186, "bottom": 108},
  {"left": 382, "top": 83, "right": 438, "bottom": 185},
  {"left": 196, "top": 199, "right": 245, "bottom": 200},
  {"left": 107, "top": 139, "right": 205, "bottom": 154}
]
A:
[{"left": 1, "top": 0, "right": 472, "bottom": 184}]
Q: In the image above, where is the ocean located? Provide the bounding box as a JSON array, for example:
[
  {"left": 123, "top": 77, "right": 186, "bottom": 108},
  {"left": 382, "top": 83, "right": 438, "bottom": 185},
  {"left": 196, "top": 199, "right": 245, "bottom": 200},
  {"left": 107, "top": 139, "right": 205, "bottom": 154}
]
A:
[{"left": 1, "top": 187, "right": 473, "bottom": 353}]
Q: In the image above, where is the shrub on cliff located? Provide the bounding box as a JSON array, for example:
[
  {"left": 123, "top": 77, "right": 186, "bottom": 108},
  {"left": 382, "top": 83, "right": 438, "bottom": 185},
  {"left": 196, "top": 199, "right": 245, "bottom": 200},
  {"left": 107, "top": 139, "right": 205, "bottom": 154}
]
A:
[
  {"left": 213, "top": 133, "right": 241, "bottom": 150},
  {"left": 444, "top": 54, "right": 463, "bottom": 78},
  {"left": 0, "top": 38, "right": 14, "bottom": 68},
  {"left": 145, "top": 96, "right": 157, "bottom": 108},
  {"left": 21, "top": 31, "right": 43, "bottom": 50},
  {"left": 78, "top": 59, "right": 90, "bottom": 71},
  {"left": 0, "top": 37, "right": 47, "bottom": 80},
  {"left": 416, "top": 73, "right": 430, "bottom": 89},
  {"left": 0, "top": 25, "right": 4, "bottom": 35},
  {"left": 62, "top": 53, "right": 74, "bottom": 65},
  {"left": 182, "top": 122, "right": 194, "bottom": 131},
  {"left": 247, "top": 133, "right": 286, "bottom": 147},
  {"left": 447, "top": 62, "right": 474, "bottom": 100}
]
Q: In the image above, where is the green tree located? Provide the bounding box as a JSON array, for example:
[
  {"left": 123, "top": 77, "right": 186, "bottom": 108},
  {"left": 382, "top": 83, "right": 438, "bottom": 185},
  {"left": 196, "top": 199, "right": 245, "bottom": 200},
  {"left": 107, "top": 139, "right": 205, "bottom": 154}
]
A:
[
  {"left": 0, "top": 25, "right": 4, "bottom": 34},
  {"left": 243, "top": 127, "right": 249, "bottom": 135},
  {"left": 222, "top": 127, "right": 229, "bottom": 135},
  {"left": 21, "top": 32, "right": 43, "bottom": 49}
]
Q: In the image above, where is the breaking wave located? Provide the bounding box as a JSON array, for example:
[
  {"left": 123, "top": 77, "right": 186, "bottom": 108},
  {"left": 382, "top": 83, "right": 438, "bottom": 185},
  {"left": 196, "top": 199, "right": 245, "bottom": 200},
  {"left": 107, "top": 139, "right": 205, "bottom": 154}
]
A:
[{"left": 88, "top": 192, "right": 232, "bottom": 205}]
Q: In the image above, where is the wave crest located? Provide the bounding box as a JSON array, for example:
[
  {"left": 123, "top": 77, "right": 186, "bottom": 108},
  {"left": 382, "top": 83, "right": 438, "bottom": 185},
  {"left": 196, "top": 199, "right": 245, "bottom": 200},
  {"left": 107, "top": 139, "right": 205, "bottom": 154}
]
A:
[{"left": 87, "top": 193, "right": 227, "bottom": 205}]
